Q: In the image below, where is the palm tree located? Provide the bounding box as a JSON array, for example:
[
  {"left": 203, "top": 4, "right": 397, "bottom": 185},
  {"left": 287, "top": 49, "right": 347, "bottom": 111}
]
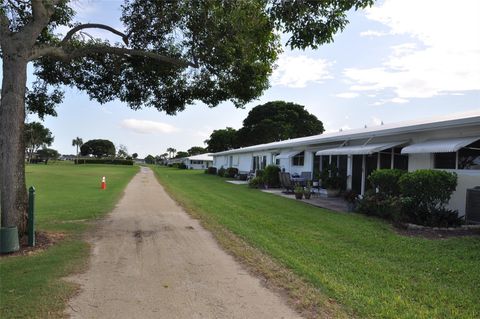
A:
[
  {"left": 166, "top": 147, "right": 176, "bottom": 159},
  {"left": 72, "top": 137, "right": 83, "bottom": 164}
]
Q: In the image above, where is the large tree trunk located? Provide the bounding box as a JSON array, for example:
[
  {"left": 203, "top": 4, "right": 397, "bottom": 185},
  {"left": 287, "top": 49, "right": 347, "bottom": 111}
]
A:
[{"left": 0, "top": 53, "right": 28, "bottom": 234}]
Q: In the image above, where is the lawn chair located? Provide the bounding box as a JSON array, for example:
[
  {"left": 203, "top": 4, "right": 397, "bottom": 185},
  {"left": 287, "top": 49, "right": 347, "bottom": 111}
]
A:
[{"left": 279, "top": 172, "right": 294, "bottom": 193}]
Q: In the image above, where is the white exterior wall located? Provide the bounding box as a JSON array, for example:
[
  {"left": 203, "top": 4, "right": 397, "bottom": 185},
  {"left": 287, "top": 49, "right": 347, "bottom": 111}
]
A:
[
  {"left": 408, "top": 153, "right": 433, "bottom": 171},
  {"left": 187, "top": 160, "right": 212, "bottom": 170},
  {"left": 445, "top": 170, "right": 480, "bottom": 217},
  {"left": 213, "top": 155, "right": 229, "bottom": 168},
  {"left": 238, "top": 154, "right": 252, "bottom": 172}
]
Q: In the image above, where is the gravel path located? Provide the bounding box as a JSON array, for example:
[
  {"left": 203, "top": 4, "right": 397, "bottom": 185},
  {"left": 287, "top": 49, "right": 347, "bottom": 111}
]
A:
[{"left": 66, "top": 167, "right": 301, "bottom": 319}]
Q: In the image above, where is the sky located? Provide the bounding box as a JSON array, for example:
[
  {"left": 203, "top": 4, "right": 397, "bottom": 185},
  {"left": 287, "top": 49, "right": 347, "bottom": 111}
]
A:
[{"left": 22, "top": 0, "right": 480, "bottom": 158}]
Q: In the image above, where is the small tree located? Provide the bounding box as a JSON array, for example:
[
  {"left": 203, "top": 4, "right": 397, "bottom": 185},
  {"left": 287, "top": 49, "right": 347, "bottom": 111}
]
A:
[
  {"left": 144, "top": 154, "right": 155, "bottom": 164},
  {"left": 188, "top": 146, "right": 207, "bottom": 156},
  {"left": 80, "top": 139, "right": 116, "bottom": 158},
  {"left": 132, "top": 153, "right": 138, "bottom": 159},
  {"left": 36, "top": 148, "right": 59, "bottom": 165},
  {"left": 24, "top": 122, "right": 54, "bottom": 163},
  {"left": 175, "top": 151, "right": 189, "bottom": 158},
  {"left": 117, "top": 144, "right": 129, "bottom": 159}
]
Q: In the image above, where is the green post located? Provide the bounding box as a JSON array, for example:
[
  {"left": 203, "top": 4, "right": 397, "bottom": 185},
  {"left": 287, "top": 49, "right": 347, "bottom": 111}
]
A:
[{"left": 28, "top": 186, "right": 35, "bottom": 247}]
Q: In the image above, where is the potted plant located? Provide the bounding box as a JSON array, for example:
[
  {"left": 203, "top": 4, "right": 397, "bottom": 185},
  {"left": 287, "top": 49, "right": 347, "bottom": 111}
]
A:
[
  {"left": 312, "top": 172, "right": 320, "bottom": 187},
  {"left": 321, "top": 164, "right": 344, "bottom": 197},
  {"left": 294, "top": 185, "right": 304, "bottom": 199},
  {"left": 343, "top": 190, "right": 359, "bottom": 212},
  {"left": 303, "top": 186, "right": 312, "bottom": 199}
]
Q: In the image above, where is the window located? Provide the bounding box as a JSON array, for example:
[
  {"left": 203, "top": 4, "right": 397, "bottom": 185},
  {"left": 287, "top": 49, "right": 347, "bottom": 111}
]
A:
[
  {"left": 434, "top": 153, "right": 456, "bottom": 169},
  {"left": 191, "top": 160, "right": 203, "bottom": 165},
  {"left": 252, "top": 155, "right": 267, "bottom": 170},
  {"left": 458, "top": 140, "right": 480, "bottom": 169},
  {"left": 393, "top": 147, "right": 408, "bottom": 170},
  {"left": 292, "top": 151, "right": 304, "bottom": 166}
]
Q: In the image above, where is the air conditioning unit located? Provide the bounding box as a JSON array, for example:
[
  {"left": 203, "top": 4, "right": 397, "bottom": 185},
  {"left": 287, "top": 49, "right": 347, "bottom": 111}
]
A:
[{"left": 466, "top": 186, "right": 480, "bottom": 224}]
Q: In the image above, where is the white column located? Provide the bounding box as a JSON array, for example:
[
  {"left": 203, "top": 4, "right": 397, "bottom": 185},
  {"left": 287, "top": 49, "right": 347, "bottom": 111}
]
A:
[
  {"left": 377, "top": 153, "right": 381, "bottom": 169},
  {"left": 391, "top": 149, "right": 395, "bottom": 169},
  {"left": 347, "top": 155, "right": 353, "bottom": 190},
  {"left": 361, "top": 155, "right": 366, "bottom": 195}
]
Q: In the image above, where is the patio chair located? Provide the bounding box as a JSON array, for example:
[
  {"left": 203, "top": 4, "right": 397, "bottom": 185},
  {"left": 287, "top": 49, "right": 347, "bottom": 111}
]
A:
[{"left": 279, "top": 172, "right": 294, "bottom": 193}]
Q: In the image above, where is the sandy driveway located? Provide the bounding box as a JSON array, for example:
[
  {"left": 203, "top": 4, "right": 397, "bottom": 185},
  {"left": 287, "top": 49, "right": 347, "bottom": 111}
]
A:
[{"left": 66, "top": 167, "right": 301, "bottom": 319}]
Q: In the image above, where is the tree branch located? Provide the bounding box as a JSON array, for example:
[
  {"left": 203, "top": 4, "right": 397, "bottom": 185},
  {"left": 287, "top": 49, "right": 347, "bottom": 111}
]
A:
[
  {"left": 0, "top": 8, "right": 11, "bottom": 42},
  {"left": 29, "top": 44, "right": 197, "bottom": 68},
  {"left": 62, "top": 23, "right": 129, "bottom": 45},
  {"left": 23, "top": 0, "right": 61, "bottom": 42}
]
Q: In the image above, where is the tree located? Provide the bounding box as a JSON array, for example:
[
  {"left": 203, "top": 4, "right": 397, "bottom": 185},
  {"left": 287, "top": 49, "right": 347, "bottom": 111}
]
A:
[
  {"left": 80, "top": 139, "right": 115, "bottom": 158},
  {"left": 36, "top": 147, "right": 59, "bottom": 164},
  {"left": 0, "top": 1, "right": 374, "bottom": 235},
  {"left": 116, "top": 144, "right": 129, "bottom": 158},
  {"left": 24, "top": 121, "right": 54, "bottom": 163},
  {"left": 175, "top": 151, "right": 189, "bottom": 159},
  {"left": 166, "top": 147, "right": 177, "bottom": 159},
  {"left": 187, "top": 146, "right": 206, "bottom": 156},
  {"left": 132, "top": 153, "right": 138, "bottom": 159},
  {"left": 144, "top": 154, "right": 155, "bottom": 164},
  {"left": 236, "top": 101, "right": 324, "bottom": 147},
  {"left": 72, "top": 136, "right": 83, "bottom": 163},
  {"left": 204, "top": 127, "right": 239, "bottom": 153}
]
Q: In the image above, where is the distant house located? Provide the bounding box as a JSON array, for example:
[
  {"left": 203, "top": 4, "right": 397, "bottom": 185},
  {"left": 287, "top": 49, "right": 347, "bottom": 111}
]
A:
[
  {"left": 168, "top": 153, "right": 213, "bottom": 170},
  {"left": 212, "top": 111, "right": 480, "bottom": 216},
  {"left": 60, "top": 154, "right": 76, "bottom": 161}
]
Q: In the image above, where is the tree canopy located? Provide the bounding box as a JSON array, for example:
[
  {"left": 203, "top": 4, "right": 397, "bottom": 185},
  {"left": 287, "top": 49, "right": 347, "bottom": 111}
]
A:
[
  {"left": 144, "top": 154, "right": 155, "bottom": 164},
  {"left": 24, "top": 121, "right": 54, "bottom": 163},
  {"left": 187, "top": 146, "right": 207, "bottom": 156},
  {"left": 0, "top": 0, "right": 374, "bottom": 233},
  {"left": 36, "top": 147, "right": 59, "bottom": 164},
  {"left": 80, "top": 139, "right": 116, "bottom": 158},
  {"left": 237, "top": 101, "right": 324, "bottom": 147},
  {"left": 175, "top": 151, "right": 189, "bottom": 159},
  {"left": 204, "top": 127, "right": 239, "bottom": 153}
]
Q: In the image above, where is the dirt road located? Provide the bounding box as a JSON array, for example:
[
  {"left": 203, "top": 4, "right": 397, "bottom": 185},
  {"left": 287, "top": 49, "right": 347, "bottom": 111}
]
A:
[{"left": 66, "top": 167, "right": 301, "bottom": 319}]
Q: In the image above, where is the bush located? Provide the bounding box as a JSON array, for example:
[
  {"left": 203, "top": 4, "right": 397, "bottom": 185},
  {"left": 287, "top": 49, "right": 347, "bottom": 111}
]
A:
[
  {"left": 217, "top": 166, "right": 226, "bottom": 177},
  {"left": 74, "top": 159, "right": 134, "bottom": 165},
  {"left": 368, "top": 169, "right": 406, "bottom": 197},
  {"left": 263, "top": 165, "right": 281, "bottom": 187},
  {"left": 206, "top": 167, "right": 217, "bottom": 175},
  {"left": 357, "top": 191, "right": 403, "bottom": 221},
  {"left": 225, "top": 167, "right": 239, "bottom": 178},
  {"left": 255, "top": 169, "right": 264, "bottom": 178},
  {"left": 399, "top": 169, "right": 457, "bottom": 212},
  {"left": 248, "top": 176, "right": 263, "bottom": 188}
]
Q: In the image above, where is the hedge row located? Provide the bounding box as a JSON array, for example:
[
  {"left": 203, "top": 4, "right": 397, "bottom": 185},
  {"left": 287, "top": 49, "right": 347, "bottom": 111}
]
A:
[{"left": 74, "top": 159, "right": 134, "bottom": 165}]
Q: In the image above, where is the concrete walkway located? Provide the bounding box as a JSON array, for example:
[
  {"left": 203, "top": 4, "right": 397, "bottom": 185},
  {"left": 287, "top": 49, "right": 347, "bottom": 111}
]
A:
[{"left": 66, "top": 167, "right": 301, "bottom": 319}]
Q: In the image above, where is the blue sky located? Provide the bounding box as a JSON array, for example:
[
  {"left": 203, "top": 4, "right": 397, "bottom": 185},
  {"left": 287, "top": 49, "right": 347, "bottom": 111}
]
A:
[{"left": 24, "top": 0, "right": 480, "bottom": 157}]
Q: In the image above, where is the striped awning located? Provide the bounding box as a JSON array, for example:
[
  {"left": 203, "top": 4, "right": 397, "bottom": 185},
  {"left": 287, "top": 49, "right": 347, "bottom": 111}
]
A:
[
  {"left": 316, "top": 141, "right": 406, "bottom": 156},
  {"left": 401, "top": 137, "right": 479, "bottom": 154}
]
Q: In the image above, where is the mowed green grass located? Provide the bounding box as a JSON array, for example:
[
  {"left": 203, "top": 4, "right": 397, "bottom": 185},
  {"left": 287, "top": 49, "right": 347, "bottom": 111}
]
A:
[
  {"left": 153, "top": 167, "right": 480, "bottom": 319},
  {"left": 0, "top": 163, "right": 138, "bottom": 318}
]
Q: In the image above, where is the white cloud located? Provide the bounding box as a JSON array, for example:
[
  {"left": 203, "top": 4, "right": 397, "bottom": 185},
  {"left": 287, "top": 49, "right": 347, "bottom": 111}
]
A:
[
  {"left": 371, "top": 116, "right": 382, "bottom": 126},
  {"left": 271, "top": 54, "right": 333, "bottom": 88},
  {"left": 360, "top": 30, "right": 388, "bottom": 37},
  {"left": 121, "top": 119, "right": 179, "bottom": 134},
  {"left": 335, "top": 92, "right": 359, "bottom": 99},
  {"left": 345, "top": 0, "right": 480, "bottom": 99}
]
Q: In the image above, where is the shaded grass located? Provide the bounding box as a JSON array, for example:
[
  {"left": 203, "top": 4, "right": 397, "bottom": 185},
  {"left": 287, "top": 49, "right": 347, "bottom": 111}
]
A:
[
  {"left": 153, "top": 167, "right": 480, "bottom": 319},
  {"left": 0, "top": 164, "right": 138, "bottom": 318}
]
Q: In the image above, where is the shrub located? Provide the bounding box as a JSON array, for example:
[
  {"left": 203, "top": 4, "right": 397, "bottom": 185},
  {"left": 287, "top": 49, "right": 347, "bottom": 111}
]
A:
[
  {"left": 249, "top": 176, "right": 263, "bottom": 188},
  {"left": 399, "top": 169, "right": 457, "bottom": 211},
  {"left": 217, "top": 166, "right": 226, "bottom": 177},
  {"left": 74, "top": 159, "right": 134, "bottom": 165},
  {"left": 255, "top": 169, "right": 264, "bottom": 178},
  {"left": 263, "top": 165, "right": 281, "bottom": 187},
  {"left": 225, "top": 167, "right": 239, "bottom": 178},
  {"left": 368, "top": 169, "right": 406, "bottom": 197},
  {"left": 206, "top": 167, "right": 217, "bottom": 175}
]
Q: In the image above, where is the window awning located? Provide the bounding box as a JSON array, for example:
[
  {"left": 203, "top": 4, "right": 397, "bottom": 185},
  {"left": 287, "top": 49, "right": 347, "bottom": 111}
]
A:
[
  {"left": 276, "top": 151, "right": 302, "bottom": 159},
  {"left": 401, "top": 137, "right": 479, "bottom": 154},
  {"left": 315, "top": 141, "right": 407, "bottom": 156}
]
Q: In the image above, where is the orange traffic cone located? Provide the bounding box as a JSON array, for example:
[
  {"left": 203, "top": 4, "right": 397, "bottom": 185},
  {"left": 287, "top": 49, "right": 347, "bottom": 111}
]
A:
[{"left": 101, "top": 176, "right": 106, "bottom": 190}]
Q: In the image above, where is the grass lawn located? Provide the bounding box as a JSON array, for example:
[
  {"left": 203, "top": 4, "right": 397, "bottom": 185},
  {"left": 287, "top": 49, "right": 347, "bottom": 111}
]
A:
[
  {"left": 153, "top": 167, "right": 480, "bottom": 319},
  {"left": 0, "top": 163, "right": 138, "bottom": 318}
]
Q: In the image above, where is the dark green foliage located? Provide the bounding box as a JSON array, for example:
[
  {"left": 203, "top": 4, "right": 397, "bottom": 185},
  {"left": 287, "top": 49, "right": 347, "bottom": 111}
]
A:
[
  {"left": 73, "top": 159, "right": 134, "bottom": 165},
  {"left": 206, "top": 167, "right": 217, "bottom": 175},
  {"left": 175, "top": 151, "right": 189, "bottom": 158},
  {"left": 248, "top": 176, "right": 264, "bottom": 188},
  {"left": 80, "top": 139, "right": 115, "bottom": 158},
  {"left": 24, "top": 122, "right": 54, "bottom": 163},
  {"left": 144, "top": 154, "right": 155, "bottom": 164},
  {"left": 205, "top": 127, "right": 238, "bottom": 152},
  {"left": 321, "top": 164, "right": 345, "bottom": 189},
  {"left": 263, "top": 165, "right": 281, "bottom": 187},
  {"left": 236, "top": 101, "right": 325, "bottom": 147},
  {"left": 368, "top": 169, "right": 407, "bottom": 197},
  {"left": 187, "top": 146, "right": 207, "bottom": 156},
  {"left": 225, "top": 167, "right": 239, "bottom": 178},
  {"left": 359, "top": 169, "right": 460, "bottom": 227},
  {"left": 35, "top": 148, "right": 59, "bottom": 164},
  {"left": 217, "top": 166, "right": 226, "bottom": 177},
  {"left": 173, "top": 163, "right": 187, "bottom": 169},
  {"left": 399, "top": 169, "right": 458, "bottom": 211}
]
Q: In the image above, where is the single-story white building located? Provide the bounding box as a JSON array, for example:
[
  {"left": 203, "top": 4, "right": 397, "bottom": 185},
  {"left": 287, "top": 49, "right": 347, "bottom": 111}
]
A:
[
  {"left": 168, "top": 153, "right": 213, "bottom": 169},
  {"left": 212, "top": 111, "right": 480, "bottom": 216}
]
